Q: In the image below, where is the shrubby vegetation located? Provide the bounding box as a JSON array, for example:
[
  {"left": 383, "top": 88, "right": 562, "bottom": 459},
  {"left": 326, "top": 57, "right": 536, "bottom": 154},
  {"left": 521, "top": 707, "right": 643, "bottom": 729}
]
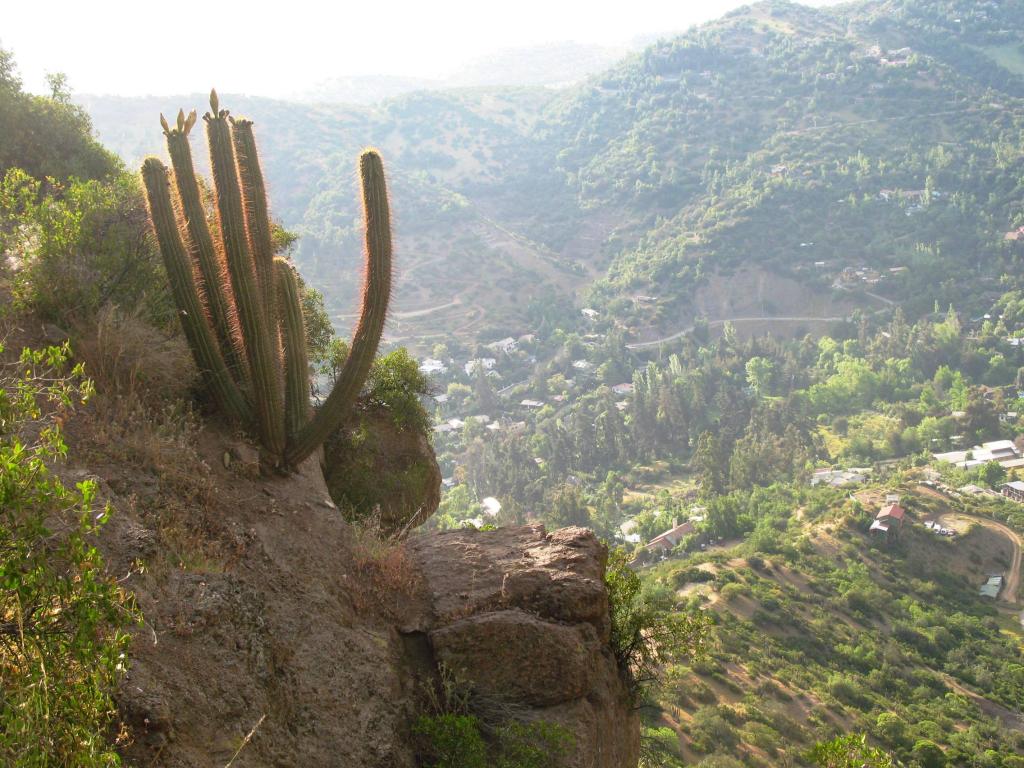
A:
[{"left": 0, "top": 343, "right": 136, "bottom": 764}]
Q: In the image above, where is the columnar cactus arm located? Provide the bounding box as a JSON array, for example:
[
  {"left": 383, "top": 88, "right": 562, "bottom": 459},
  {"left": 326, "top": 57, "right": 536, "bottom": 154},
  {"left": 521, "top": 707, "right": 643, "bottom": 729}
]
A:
[
  {"left": 274, "top": 257, "right": 312, "bottom": 441},
  {"left": 232, "top": 118, "right": 276, "bottom": 315},
  {"left": 141, "top": 157, "right": 252, "bottom": 425},
  {"left": 163, "top": 112, "right": 248, "bottom": 383},
  {"left": 205, "top": 94, "right": 286, "bottom": 460},
  {"left": 284, "top": 149, "right": 392, "bottom": 467}
]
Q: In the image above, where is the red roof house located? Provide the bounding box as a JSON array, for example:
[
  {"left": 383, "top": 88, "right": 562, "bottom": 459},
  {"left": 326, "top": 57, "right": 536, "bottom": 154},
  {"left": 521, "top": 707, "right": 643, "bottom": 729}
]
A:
[{"left": 870, "top": 504, "right": 905, "bottom": 535}]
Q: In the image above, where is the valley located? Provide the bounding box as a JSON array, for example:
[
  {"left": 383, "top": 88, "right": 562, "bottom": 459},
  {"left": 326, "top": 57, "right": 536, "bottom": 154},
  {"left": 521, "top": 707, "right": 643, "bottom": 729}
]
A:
[{"left": 4, "top": 0, "right": 1024, "bottom": 765}]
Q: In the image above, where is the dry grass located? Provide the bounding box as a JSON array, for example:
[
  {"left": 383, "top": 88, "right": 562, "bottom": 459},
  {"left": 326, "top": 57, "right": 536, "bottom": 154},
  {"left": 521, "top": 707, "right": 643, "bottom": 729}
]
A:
[
  {"left": 75, "top": 394, "right": 241, "bottom": 573},
  {"left": 72, "top": 304, "right": 197, "bottom": 408},
  {"left": 349, "top": 515, "right": 423, "bottom": 614}
]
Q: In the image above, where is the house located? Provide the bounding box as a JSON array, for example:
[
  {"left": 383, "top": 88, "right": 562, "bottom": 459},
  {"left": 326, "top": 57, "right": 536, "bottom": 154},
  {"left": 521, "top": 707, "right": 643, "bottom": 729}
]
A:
[
  {"left": 885, "top": 493, "right": 900, "bottom": 505},
  {"left": 980, "top": 575, "right": 1003, "bottom": 599},
  {"left": 645, "top": 520, "right": 696, "bottom": 553},
  {"left": 572, "top": 360, "right": 592, "bottom": 371},
  {"left": 619, "top": 519, "right": 641, "bottom": 544},
  {"left": 520, "top": 399, "right": 545, "bottom": 409},
  {"left": 934, "top": 439, "right": 1021, "bottom": 468},
  {"left": 1000, "top": 481, "right": 1024, "bottom": 503},
  {"left": 419, "top": 358, "right": 448, "bottom": 375},
  {"left": 464, "top": 358, "right": 497, "bottom": 376},
  {"left": 612, "top": 382, "right": 635, "bottom": 396},
  {"left": 870, "top": 504, "right": 905, "bottom": 535},
  {"left": 811, "top": 468, "right": 868, "bottom": 487},
  {"left": 581, "top": 308, "right": 599, "bottom": 320},
  {"left": 486, "top": 337, "right": 518, "bottom": 355}
]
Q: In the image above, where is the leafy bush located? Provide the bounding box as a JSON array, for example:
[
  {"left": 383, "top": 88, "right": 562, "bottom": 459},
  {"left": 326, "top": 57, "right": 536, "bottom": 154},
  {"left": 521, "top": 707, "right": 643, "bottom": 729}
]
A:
[
  {"left": 0, "top": 343, "right": 137, "bottom": 765},
  {"left": 605, "top": 548, "right": 712, "bottom": 698},
  {"left": 0, "top": 169, "right": 170, "bottom": 324},
  {"left": 414, "top": 714, "right": 488, "bottom": 768},
  {"left": 363, "top": 348, "right": 432, "bottom": 433},
  {"left": 413, "top": 714, "right": 573, "bottom": 768},
  {"left": 806, "top": 733, "right": 895, "bottom": 767}
]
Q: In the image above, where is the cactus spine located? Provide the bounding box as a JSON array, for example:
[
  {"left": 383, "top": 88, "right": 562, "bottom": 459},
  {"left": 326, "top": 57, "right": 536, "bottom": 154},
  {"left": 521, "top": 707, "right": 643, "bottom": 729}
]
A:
[{"left": 142, "top": 91, "right": 392, "bottom": 471}]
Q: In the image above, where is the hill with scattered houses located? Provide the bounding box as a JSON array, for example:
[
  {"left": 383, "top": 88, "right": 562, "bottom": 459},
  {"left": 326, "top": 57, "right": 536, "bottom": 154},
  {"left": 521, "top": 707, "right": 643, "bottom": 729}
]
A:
[{"left": 79, "top": 0, "right": 1024, "bottom": 353}]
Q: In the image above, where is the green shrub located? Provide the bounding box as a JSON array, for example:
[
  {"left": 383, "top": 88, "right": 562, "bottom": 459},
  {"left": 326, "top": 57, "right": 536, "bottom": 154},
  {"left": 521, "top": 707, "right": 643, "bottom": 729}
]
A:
[
  {"left": 496, "top": 720, "right": 574, "bottom": 768},
  {"left": 687, "top": 706, "right": 739, "bottom": 753},
  {"left": 363, "top": 348, "right": 432, "bottom": 433},
  {"left": 605, "top": 548, "right": 712, "bottom": 699},
  {"left": 806, "top": 733, "right": 895, "bottom": 767},
  {"left": 413, "top": 714, "right": 573, "bottom": 768},
  {"left": 0, "top": 169, "right": 170, "bottom": 324},
  {"left": 414, "top": 714, "right": 488, "bottom": 768},
  {"left": 0, "top": 343, "right": 137, "bottom": 765}
]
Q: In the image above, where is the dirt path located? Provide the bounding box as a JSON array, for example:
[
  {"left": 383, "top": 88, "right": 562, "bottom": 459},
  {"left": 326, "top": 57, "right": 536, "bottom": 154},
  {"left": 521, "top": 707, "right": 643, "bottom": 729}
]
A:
[{"left": 944, "top": 675, "right": 1024, "bottom": 732}]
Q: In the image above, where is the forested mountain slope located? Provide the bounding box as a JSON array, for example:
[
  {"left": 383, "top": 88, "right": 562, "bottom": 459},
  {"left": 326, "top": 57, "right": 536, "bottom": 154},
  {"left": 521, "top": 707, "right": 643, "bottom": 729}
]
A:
[{"left": 80, "top": 0, "right": 1024, "bottom": 350}]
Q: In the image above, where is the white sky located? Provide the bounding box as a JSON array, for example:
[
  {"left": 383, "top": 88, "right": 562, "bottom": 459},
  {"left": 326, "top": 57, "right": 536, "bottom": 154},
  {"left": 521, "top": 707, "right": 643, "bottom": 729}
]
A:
[{"left": 3, "top": 0, "right": 840, "bottom": 97}]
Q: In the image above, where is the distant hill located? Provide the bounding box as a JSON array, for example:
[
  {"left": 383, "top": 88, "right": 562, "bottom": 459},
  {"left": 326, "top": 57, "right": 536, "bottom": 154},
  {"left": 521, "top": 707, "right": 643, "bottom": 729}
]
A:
[
  {"left": 79, "top": 0, "right": 1024, "bottom": 351},
  {"left": 289, "top": 42, "right": 636, "bottom": 104}
]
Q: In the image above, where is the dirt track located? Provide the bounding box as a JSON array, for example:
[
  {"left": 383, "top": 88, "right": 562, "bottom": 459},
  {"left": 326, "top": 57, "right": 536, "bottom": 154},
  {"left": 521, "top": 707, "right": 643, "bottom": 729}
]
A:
[{"left": 916, "top": 484, "right": 1021, "bottom": 604}]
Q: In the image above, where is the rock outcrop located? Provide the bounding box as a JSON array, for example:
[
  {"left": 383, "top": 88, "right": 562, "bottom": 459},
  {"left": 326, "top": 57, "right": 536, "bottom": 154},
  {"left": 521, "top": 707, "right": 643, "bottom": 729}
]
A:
[
  {"left": 82, "top": 428, "right": 637, "bottom": 767},
  {"left": 407, "top": 525, "right": 640, "bottom": 768},
  {"left": 323, "top": 403, "right": 442, "bottom": 536}
]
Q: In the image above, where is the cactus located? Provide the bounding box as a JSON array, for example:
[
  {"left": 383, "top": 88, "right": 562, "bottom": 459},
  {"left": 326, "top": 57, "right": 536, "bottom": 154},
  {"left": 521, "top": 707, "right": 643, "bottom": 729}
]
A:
[{"left": 142, "top": 91, "right": 392, "bottom": 470}]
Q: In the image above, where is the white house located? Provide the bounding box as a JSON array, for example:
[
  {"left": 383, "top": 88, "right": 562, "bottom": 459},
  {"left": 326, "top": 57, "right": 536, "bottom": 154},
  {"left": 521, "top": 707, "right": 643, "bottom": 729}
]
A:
[
  {"left": 419, "top": 358, "right": 448, "bottom": 375},
  {"left": 464, "top": 358, "right": 497, "bottom": 377},
  {"left": 486, "top": 337, "right": 518, "bottom": 355},
  {"left": 934, "top": 439, "right": 1021, "bottom": 468}
]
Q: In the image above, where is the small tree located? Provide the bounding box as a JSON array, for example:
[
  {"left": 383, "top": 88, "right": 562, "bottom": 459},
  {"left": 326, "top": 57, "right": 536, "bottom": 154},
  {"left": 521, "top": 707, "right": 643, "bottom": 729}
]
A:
[{"left": 605, "top": 549, "right": 711, "bottom": 699}]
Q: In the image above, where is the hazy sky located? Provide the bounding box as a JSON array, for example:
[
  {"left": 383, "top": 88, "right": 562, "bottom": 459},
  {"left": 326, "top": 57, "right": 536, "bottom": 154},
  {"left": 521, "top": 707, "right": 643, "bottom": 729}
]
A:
[{"left": 4, "top": 0, "right": 840, "bottom": 97}]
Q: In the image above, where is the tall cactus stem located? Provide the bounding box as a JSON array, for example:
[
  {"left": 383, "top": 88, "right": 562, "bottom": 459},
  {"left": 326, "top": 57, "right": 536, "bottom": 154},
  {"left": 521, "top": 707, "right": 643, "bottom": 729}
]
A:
[
  {"left": 205, "top": 108, "right": 286, "bottom": 459},
  {"left": 275, "top": 258, "right": 312, "bottom": 440},
  {"left": 164, "top": 129, "right": 248, "bottom": 382},
  {"left": 232, "top": 119, "right": 275, "bottom": 316},
  {"left": 284, "top": 149, "right": 392, "bottom": 466},
  {"left": 141, "top": 158, "right": 252, "bottom": 425}
]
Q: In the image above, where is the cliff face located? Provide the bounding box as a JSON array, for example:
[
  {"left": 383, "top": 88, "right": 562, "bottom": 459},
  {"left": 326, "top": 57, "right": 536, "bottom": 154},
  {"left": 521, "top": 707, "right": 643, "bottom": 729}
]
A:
[
  {"left": 408, "top": 525, "right": 640, "bottom": 768},
  {"left": 80, "top": 424, "right": 637, "bottom": 767}
]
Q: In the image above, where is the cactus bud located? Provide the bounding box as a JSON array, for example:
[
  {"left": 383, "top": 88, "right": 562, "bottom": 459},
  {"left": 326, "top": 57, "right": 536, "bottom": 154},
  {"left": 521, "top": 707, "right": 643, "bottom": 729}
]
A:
[
  {"left": 210, "top": 88, "right": 219, "bottom": 114},
  {"left": 160, "top": 113, "right": 170, "bottom": 134}
]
